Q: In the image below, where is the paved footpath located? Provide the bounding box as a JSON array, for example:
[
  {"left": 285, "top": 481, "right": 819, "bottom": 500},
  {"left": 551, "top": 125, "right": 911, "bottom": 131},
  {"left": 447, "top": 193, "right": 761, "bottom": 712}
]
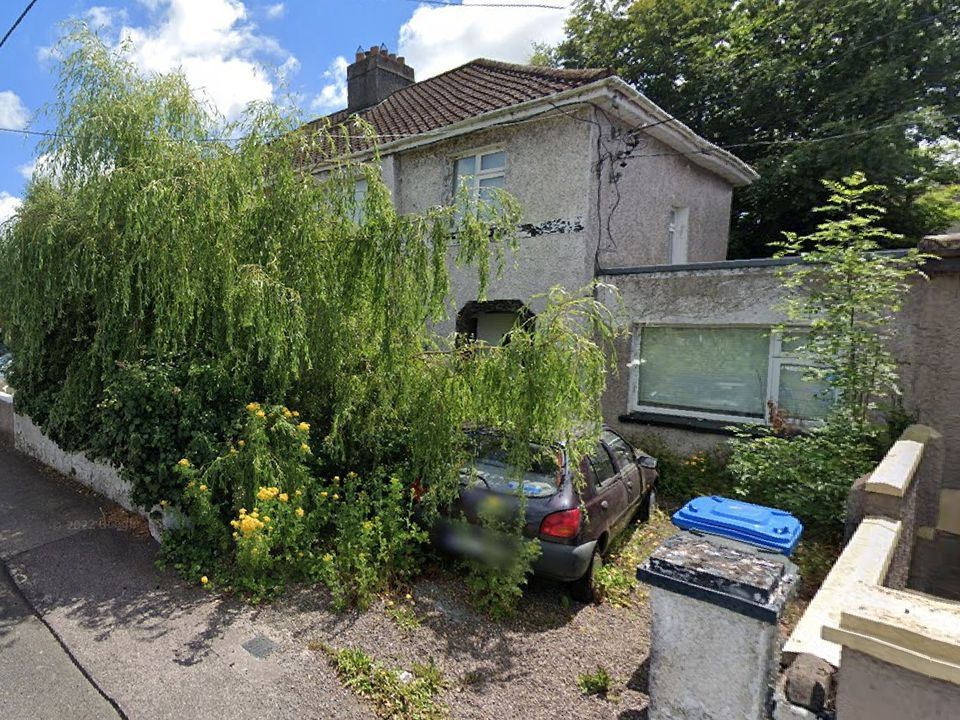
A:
[{"left": 0, "top": 446, "right": 371, "bottom": 720}]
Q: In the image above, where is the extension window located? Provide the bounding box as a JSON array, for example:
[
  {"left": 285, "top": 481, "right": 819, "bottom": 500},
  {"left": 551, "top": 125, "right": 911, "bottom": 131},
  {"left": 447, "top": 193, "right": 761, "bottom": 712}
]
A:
[{"left": 629, "top": 325, "right": 833, "bottom": 424}]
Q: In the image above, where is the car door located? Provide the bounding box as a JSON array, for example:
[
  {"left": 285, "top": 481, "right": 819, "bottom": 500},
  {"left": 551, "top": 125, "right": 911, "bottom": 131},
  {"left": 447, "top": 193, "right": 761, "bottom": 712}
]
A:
[
  {"left": 603, "top": 429, "right": 643, "bottom": 508},
  {"left": 581, "top": 442, "right": 630, "bottom": 541}
]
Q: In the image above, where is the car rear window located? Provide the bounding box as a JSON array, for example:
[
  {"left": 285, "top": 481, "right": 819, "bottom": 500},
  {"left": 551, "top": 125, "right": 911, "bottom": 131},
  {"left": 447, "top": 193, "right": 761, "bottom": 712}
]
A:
[{"left": 462, "top": 435, "right": 562, "bottom": 498}]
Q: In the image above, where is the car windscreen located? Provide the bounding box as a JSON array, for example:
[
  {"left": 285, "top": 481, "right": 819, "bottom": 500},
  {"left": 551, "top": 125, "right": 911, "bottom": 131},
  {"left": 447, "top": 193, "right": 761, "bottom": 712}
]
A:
[{"left": 461, "top": 435, "right": 562, "bottom": 498}]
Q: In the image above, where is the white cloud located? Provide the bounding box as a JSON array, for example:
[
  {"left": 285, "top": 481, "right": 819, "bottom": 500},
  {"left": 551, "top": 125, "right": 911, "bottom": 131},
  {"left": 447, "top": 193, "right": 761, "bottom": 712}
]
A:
[
  {"left": 115, "top": 0, "right": 297, "bottom": 119},
  {"left": 265, "top": 3, "right": 285, "bottom": 19},
  {"left": 310, "top": 56, "right": 349, "bottom": 113},
  {"left": 0, "top": 193, "right": 22, "bottom": 226},
  {"left": 398, "top": 0, "right": 574, "bottom": 80},
  {"left": 86, "top": 6, "right": 128, "bottom": 30},
  {"left": 18, "top": 153, "right": 56, "bottom": 181},
  {"left": 0, "top": 91, "right": 29, "bottom": 130}
]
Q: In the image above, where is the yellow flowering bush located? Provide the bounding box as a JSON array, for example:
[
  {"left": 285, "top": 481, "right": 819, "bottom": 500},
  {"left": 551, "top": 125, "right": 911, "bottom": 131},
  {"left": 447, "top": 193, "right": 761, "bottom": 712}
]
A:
[{"left": 162, "top": 401, "right": 428, "bottom": 605}]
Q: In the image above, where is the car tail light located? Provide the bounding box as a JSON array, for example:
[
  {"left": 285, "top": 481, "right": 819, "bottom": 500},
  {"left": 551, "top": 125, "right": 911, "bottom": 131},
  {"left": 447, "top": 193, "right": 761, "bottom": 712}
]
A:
[{"left": 539, "top": 508, "right": 581, "bottom": 540}]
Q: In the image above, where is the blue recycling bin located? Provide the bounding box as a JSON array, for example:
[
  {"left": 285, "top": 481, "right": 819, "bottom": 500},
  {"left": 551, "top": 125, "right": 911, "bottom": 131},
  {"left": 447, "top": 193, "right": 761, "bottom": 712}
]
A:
[{"left": 671, "top": 495, "right": 803, "bottom": 556}]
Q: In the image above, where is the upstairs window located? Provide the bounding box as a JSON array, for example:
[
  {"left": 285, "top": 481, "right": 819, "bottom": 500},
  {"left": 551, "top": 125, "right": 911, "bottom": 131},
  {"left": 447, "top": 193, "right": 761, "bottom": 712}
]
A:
[
  {"left": 454, "top": 149, "right": 506, "bottom": 202},
  {"left": 352, "top": 178, "right": 368, "bottom": 223},
  {"left": 668, "top": 207, "right": 689, "bottom": 264}
]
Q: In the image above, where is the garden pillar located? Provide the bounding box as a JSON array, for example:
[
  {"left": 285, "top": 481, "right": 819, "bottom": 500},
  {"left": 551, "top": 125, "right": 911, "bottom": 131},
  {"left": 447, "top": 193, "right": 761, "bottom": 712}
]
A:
[{"left": 638, "top": 532, "right": 799, "bottom": 720}]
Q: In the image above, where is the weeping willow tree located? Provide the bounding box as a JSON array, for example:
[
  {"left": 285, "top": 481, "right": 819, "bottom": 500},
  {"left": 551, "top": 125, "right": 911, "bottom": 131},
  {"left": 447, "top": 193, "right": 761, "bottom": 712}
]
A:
[{"left": 0, "top": 27, "right": 618, "bottom": 526}]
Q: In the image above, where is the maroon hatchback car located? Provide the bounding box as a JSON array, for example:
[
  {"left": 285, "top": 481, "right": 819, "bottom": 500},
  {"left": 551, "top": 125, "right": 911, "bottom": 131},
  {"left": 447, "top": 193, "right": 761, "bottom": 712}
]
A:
[{"left": 437, "top": 426, "right": 658, "bottom": 602}]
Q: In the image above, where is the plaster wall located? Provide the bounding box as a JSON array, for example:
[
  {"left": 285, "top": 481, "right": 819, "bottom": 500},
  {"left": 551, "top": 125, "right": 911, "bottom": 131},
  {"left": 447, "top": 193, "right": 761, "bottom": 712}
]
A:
[
  {"left": 898, "top": 270, "right": 960, "bottom": 492},
  {"left": 392, "top": 111, "right": 593, "bottom": 222},
  {"left": 600, "top": 264, "right": 960, "bottom": 469},
  {"left": 600, "top": 264, "right": 789, "bottom": 452},
  {"left": 0, "top": 393, "right": 12, "bottom": 446},
  {"left": 390, "top": 106, "right": 738, "bottom": 334},
  {"left": 592, "top": 112, "right": 735, "bottom": 269},
  {"left": 648, "top": 585, "right": 780, "bottom": 720},
  {"left": 836, "top": 649, "right": 960, "bottom": 720}
]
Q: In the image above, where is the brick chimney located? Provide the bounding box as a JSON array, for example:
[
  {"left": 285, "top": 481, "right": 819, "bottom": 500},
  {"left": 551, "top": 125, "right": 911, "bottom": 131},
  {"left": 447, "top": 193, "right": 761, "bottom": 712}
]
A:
[{"left": 347, "top": 45, "right": 415, "bottom": 114}]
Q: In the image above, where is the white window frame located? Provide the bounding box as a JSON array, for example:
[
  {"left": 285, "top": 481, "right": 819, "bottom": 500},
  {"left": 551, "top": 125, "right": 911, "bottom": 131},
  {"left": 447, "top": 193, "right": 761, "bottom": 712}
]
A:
[
  {"left": 452, "top": 146, "right": 506, "bottom": 200},
  {"left": 667, "top": 207, "right": 689, "bottom": 264},
  {"left": 628, "top": 324, "right": 831, "bottom": 425},
  {"left": 352, "top": 178, "right": 368, "bottom": 224}
]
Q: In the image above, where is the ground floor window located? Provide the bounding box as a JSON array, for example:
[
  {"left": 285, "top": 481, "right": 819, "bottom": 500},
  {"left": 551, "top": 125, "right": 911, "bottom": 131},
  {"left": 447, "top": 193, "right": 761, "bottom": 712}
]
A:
[{"left": 630, "top": 325, "right": 832, "bottom": 424}]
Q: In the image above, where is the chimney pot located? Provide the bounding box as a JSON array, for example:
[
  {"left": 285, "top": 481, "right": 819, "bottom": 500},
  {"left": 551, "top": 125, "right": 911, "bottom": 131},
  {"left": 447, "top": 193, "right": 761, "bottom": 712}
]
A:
[{"left": 345, "top": 44, "right": 416, "bottom": 113}]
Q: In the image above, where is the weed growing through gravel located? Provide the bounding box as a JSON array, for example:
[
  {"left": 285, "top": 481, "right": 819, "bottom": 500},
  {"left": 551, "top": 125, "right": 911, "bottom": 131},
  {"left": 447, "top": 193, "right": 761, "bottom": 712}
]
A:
[
  {"left": 322, "top": 645, "right": 447, "bottom": 719},
  {"left": 576, "top": 666, "right": 613, "bottom": 696},
  {"left": 386, "top": 601, "right": 422, "bottom": 634},
  {"left": 592, "top": 509, "right": 677, "bottom": 607}
]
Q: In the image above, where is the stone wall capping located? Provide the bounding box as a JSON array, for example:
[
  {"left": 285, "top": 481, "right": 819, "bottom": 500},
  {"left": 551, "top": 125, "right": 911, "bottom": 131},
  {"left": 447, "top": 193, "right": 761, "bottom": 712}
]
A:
[
  {"left": 822, "top": 582, "right": 960, "bottom": 685},
  {"left": 864, "top": 437, "right": 924, "bottom": 498},
  {"left": 783, "top": 516, "right": 900, "bottom": 666}
]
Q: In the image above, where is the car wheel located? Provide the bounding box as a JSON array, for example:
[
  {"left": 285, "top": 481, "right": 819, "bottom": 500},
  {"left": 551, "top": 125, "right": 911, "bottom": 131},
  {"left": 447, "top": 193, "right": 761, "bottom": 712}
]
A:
[
  {"left": 638, "top": 486, "right": 657, "bottom": 522},
  {"left": 569, "top": 550, "right": 602, "bottom": 603}
]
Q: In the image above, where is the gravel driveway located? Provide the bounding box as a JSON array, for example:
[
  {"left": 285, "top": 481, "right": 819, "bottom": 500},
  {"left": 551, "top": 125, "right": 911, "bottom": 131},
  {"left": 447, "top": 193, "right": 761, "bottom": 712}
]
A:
[{"left": 261, "top": 562, "right": 655, "bottom": 720}]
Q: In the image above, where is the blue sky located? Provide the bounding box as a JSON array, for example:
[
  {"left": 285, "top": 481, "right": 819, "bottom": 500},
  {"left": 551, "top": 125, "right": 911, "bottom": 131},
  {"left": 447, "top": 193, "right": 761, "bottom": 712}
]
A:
[{"left": 0, "top": 0, "right": 575, "bottom": 222}]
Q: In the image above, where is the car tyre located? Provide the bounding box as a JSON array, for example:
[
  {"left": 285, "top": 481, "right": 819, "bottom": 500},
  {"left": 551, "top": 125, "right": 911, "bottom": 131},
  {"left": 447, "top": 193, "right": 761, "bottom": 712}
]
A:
[
  {"left": 638, "top": 486, "right": 657, "bottom": 522},
  {"left": 569, "top": 550, "right": 602, "bottom": 603}
]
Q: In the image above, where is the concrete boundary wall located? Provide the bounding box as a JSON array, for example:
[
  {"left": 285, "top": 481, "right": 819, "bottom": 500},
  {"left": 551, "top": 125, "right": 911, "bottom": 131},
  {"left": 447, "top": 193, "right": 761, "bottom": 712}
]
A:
[
  {"left": 777, "top": 424, "right": 960, "bottom": 719},
  {"left": 13, "top": 411, "right": 137, "bottom": 513},
  {"left": 0, "top": 393, "right": 12, "bottom": 446}
]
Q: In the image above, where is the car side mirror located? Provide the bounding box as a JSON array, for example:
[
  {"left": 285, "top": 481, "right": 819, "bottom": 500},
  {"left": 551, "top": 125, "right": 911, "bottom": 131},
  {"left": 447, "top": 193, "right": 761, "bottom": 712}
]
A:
[{"left": 637, "top": 455, "right": 658, "bottom": 470}]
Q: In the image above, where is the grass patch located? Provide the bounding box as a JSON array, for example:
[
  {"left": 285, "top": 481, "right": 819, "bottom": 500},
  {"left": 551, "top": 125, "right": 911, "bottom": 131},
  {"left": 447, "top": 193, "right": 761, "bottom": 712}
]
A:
[
  {"left": 594, "top": 509, "right": 677, "bottom": 607},
  {"left": 576, "top": 666, "right": 613, "bottom": 696},
  {"left": 323, "top": 645, "right": 448, "bottom": 720}
]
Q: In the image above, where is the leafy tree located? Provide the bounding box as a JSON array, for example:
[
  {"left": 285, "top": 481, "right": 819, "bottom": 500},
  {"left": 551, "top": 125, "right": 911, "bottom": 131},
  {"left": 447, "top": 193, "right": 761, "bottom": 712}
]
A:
[
  {"left": 727, "top": 174, "right": 928, "bottom": 537},
  {"left": 554, "top": 0, "right": 960, "bottom": 256},
  {"left": 774, "top": 172, "right": 929, "bottom": 436},
  {"left": 0, "top": 28, "right": 619, "bottom": 603}
]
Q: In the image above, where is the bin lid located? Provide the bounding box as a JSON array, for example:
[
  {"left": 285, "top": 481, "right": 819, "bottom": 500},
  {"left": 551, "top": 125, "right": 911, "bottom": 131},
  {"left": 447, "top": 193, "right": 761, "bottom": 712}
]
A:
[{"left": 671, "top": 495, "right": 803, "bottom": 555}]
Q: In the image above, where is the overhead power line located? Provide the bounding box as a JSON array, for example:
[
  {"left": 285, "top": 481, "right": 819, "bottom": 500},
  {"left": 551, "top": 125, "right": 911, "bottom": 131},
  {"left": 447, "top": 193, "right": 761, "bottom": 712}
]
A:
[
  {"left": 0, "top": 0, "right": 39, "bottom": 50},
  {"left": 2, "top": 113, "right": 956, "bottom": 159}
]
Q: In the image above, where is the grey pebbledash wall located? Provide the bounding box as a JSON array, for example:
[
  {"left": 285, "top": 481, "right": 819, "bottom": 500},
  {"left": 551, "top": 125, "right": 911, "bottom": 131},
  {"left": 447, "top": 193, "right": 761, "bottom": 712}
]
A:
[{"left": 381, "top": 105, "right": 739, "bottom": 334}]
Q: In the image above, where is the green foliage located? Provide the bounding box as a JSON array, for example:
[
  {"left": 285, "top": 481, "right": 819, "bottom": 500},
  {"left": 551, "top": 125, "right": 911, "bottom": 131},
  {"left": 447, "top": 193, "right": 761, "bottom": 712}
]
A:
[
  {"left": 91, "top": 361, "right": 244, "bottom": 508},
  {"left": 728, "top": 426, "right": 874, "bottom": 536},
  {"left": 556, "top": 0, "right": 960, "bottom": 256},
  {"left": 635, "top": 435, "right": 735, "bottom": 504},
  {"left": 588, "top": 507, "right": 677, "bottom": 607},
  {"left": 775, "top": 173, "right": 930, "bottom": 435},
  {"left": 322, "top": 472, "right": 428, "bottom": 611},
  {"left": 725, "top": 174, "right": 929, "bottom": 538},
  {"left": 325, "top": 646, "right": 448, "bottom": 720},
  {"left": 461, "top": 503, "right": 543, "bottom": 619},
  {"left": 792, "top": 538, "right": 841, "bottom": 598},
  {"left": 576, "top": 666, "right": 613, "bottom": 696},
  {"left": 160, "top": 404, "right": 428, "bottom": 604},
  {"left": 386, "top": 602, "right": 422, "bottom": 634}
]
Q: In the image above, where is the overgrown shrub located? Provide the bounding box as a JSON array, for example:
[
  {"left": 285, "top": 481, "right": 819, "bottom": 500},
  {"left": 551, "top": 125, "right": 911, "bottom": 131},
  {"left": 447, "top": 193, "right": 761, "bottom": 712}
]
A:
[
  {"left": 161, "top": 403, "right": 428, "bottom": 604},
  {"left": 727, "top": 424, "right": 875, "bottom": 536},
  {"left": 460, "top": 504, "right": 542, "bottom": 619},
  {"left": 91, "top": 360, "right": 245, "bottom": 508}
]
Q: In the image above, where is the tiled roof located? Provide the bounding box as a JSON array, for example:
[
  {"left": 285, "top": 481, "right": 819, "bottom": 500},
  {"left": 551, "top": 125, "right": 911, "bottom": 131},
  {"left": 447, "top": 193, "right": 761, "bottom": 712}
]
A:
[{"left": 302, "top": 59, "right": 613, "bottom": 154}]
